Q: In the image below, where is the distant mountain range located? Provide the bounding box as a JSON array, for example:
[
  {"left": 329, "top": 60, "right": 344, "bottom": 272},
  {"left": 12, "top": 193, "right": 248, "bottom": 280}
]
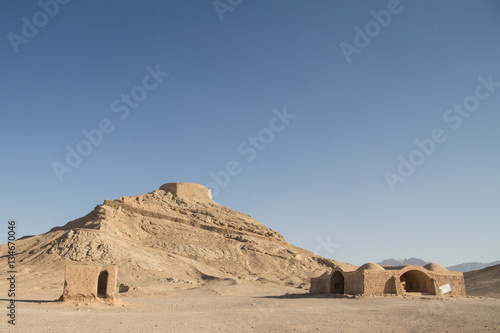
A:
[
  {"left": 447, "top": 261, "right": 500, "bottom": 272},
  {"left": 377, "top": 258, "right": 500, "bottom": 272},
  {"left": 378, "top": 257, "right": 429, "bottom": 266}
]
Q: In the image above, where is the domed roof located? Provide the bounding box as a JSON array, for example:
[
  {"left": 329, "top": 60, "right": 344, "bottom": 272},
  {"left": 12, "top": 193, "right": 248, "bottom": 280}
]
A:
[
  {"left": 356, "top": 263, "right": 385, "bottom": 271},
  {"left": 424, "top": 263, "right": 448, "bottom": 272}
]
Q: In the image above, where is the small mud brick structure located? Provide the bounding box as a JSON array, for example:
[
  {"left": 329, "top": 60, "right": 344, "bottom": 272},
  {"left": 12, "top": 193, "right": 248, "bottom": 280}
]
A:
[
  {"left": 310, "top": 263, "right": 466, "bottom": 297},
  {"left": 62, "top": 265, "right": 118, "bottom": 302}
]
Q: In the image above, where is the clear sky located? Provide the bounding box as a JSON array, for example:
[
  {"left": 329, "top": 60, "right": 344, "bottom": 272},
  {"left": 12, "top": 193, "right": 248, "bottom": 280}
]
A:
[{"left": 1, "top": 0, "right": 499, "bottom": 267}]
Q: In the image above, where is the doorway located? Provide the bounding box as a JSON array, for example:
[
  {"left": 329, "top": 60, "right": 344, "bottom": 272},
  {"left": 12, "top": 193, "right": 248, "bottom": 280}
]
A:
[
  {"left": 400, "top": 270, "right": 432, "bottom": 294},
  {"left": 97, "top": 270, "right": 108, "bottom": 297},
  {"left": 331, "top": 271, "right": 345, "bottom": 294}
]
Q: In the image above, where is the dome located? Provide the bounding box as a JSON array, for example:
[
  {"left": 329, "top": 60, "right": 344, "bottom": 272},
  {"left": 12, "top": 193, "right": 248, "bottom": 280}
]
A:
[
  {"left": 424, "top": 263, "right": 448, "bottom": 272},
  {"left": 356, "top": 263, "right": 385, "bottom": 271}
]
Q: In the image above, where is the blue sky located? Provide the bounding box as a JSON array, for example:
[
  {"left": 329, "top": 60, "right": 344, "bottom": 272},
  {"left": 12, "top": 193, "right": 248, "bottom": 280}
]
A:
[{"left": 1, "top": 0, "right": 499, "bottom": 267}]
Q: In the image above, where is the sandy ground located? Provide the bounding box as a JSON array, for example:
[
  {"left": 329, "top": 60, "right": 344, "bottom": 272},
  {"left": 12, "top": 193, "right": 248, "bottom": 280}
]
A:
[{"left": 1, "top": 281, "right": 499, "bottom": 333}]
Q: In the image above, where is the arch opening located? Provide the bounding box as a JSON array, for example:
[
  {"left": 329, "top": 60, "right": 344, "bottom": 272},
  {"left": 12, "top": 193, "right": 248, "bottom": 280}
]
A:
[
  {"left": 97, "top": 270, "right": 108, "bottom": 297},
  {"left": 330, "top": 271, "right": 345, "bottom": 294},
  {"left": 400, "top": 270, "right": 432, "bottom": 294}
]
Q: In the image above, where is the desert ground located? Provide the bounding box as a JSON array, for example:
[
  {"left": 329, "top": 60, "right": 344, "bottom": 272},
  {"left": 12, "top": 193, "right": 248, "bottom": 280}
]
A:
[{"left": 1, "top": 278, "right": 499, "bottom": 333}]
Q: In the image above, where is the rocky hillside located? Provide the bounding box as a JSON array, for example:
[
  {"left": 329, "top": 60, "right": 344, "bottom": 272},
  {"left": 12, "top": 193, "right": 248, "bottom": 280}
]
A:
[
  {"left": 464, "top": 264, "right": 500, "bottom": 299},
  {"left": 0, "top": 183, "right": 354, "bottom": 291}
]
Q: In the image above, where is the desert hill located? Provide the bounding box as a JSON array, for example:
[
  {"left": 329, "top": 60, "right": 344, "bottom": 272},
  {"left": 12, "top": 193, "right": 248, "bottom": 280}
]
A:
[
  {"left": 0, "top": 183, "right": 354, "bottom": 295},
  {"left": 447, "top": 261, "right": 500, "bottom": 272},
  {"left": 464, "top": 264, "right": 500, "bottom": 299}
]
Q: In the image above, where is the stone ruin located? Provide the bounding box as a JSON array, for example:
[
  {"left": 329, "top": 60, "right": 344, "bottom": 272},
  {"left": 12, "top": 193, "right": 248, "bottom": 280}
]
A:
[
  {"left": 62, "top": 265, "right": 119, "bottom": 304},
  {"left": 159, "top": 182, "right": 212, "bottom": 202},
  {"left": 310, "top": 263, "right": 466, "bottom": 297}
]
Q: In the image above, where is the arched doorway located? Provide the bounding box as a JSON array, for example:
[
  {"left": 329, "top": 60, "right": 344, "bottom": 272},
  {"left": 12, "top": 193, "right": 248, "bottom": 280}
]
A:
[
  {"left": 330, "top": 271, "right": 345, "bottom": 294},
  {"left": 400, "top": 270, "right": 432, "bottom": 294},
  {"left": 97, "top": 270, "right": 108, "bottom": 297}
]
